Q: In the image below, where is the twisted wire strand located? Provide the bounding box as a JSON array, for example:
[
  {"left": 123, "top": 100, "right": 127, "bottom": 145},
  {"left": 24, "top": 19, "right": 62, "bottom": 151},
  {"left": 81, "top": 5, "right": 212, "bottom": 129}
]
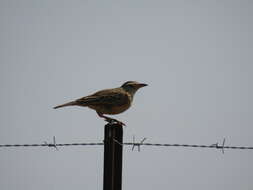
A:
[
  {"left": 0, "top": 143, "right": 103, "bottom": 148},
  {"left": 0, "top": 142, "right": 252, "bottom": 150}
]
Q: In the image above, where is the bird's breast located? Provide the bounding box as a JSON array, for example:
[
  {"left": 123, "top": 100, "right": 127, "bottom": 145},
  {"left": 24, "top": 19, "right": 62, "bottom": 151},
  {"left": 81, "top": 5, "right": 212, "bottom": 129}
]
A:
[{"left": 88, "top": 93, "right": 132, "bottom": 115}]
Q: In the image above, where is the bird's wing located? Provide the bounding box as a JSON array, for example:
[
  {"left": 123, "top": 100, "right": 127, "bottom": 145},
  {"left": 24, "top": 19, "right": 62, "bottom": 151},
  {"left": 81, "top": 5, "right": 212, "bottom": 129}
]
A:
[{"left": 76, "top": 89, "right": 129, "bottom": 106}]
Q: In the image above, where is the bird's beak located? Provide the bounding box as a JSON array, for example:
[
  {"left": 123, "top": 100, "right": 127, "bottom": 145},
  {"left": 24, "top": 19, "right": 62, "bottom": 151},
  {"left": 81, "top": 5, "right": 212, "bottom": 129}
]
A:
[{"left": 138, "top": 83, "right": 148, "bottom": 88}]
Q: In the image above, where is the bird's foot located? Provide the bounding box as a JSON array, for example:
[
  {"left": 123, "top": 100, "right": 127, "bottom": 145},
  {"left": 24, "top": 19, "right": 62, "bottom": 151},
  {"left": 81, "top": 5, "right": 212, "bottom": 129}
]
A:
[{"left": 104, "top": 117, "right": 126, "bottom": 126}]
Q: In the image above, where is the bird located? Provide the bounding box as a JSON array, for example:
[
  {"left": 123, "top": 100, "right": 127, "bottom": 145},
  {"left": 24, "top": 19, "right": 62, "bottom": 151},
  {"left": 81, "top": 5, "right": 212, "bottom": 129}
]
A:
[{"left": 53, "top": 81, "right": 148, "bottom": 126}]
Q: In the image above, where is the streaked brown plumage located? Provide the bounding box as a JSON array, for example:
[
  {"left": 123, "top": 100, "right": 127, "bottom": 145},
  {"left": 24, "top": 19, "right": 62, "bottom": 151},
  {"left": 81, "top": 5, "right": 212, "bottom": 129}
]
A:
[{"left": 54, "top": 81, "right": 147, "bottom": 125}]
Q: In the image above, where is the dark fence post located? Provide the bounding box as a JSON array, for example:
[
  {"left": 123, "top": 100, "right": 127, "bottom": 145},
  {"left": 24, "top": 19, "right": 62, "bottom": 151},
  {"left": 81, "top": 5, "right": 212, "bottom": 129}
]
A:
[{"left": 103, "top": 123, "right": 123, "bottom": 190}]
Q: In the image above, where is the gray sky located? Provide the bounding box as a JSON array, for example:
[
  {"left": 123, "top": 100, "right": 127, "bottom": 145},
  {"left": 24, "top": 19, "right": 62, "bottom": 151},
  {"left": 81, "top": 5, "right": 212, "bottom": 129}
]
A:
[{"left": 0, "top": 0, "right": 252, "bottom": 189}]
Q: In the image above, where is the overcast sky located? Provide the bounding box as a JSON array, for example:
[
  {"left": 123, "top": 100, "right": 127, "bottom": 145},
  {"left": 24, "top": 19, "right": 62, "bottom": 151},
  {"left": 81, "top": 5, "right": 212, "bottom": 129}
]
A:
[{"left": 0, "top": 0, "right": 253, "bottom": 190}]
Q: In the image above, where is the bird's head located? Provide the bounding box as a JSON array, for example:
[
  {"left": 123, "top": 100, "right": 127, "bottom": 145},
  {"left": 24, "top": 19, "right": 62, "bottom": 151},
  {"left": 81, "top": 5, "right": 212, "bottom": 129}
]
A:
[{"left": 121, "top": 81, "right": 148, "bottom": 96}]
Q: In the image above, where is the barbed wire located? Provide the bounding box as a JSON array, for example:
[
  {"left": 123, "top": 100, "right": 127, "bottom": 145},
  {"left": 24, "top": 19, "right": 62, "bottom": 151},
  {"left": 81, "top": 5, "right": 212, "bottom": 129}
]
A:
[{"left": 0, "top": 136, "right": 253, "bottom": 153}]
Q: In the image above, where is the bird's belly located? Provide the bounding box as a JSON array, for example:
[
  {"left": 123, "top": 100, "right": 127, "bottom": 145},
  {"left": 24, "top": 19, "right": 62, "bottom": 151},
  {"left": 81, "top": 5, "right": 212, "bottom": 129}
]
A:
[{"left": 88, "top": 103, "right": 131, "bottom": 115}]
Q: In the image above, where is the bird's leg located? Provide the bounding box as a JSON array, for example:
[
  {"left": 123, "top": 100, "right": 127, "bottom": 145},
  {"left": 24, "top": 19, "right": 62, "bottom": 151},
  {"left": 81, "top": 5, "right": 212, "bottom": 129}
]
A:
[{"left": 96, "top": 112, "right": 125, "bottom": 126}]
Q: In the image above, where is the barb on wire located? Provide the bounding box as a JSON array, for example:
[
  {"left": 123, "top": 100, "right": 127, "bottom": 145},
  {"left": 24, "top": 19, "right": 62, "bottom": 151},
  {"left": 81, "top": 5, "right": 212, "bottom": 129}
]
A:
[
  {"left": 113, "top": 136, "right": 147, "bottom": 152},
  {"left": 44, "top": 136, "right": 58, "bottom": 150},
  {"left": 222, "top": 138, "right": 226, "bottom": 154},
  {"left": 210, "top": 138, "right": 226, "bottom": 154},
  {"left": 129, "top": 136, "right": 147, "bottom": 152}
]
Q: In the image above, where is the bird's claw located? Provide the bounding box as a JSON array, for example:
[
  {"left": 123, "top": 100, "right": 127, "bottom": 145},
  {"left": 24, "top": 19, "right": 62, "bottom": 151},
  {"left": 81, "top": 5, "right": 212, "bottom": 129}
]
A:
[{"left": 104, "top": 118, "right": 126, "bottom": 126}]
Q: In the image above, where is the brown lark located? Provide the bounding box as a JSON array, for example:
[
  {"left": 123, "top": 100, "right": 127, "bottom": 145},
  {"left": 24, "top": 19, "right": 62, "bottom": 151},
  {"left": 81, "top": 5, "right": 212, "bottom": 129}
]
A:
[{"left": 53, "top": 81, "right": 147, "bottom": 126}]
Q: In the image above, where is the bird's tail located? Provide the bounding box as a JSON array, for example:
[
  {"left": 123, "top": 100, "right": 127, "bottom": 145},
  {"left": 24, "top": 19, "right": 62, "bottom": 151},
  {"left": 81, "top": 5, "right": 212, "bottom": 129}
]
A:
[{"left": 53, "top": 101, "right": 76, "bottom": 109}]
